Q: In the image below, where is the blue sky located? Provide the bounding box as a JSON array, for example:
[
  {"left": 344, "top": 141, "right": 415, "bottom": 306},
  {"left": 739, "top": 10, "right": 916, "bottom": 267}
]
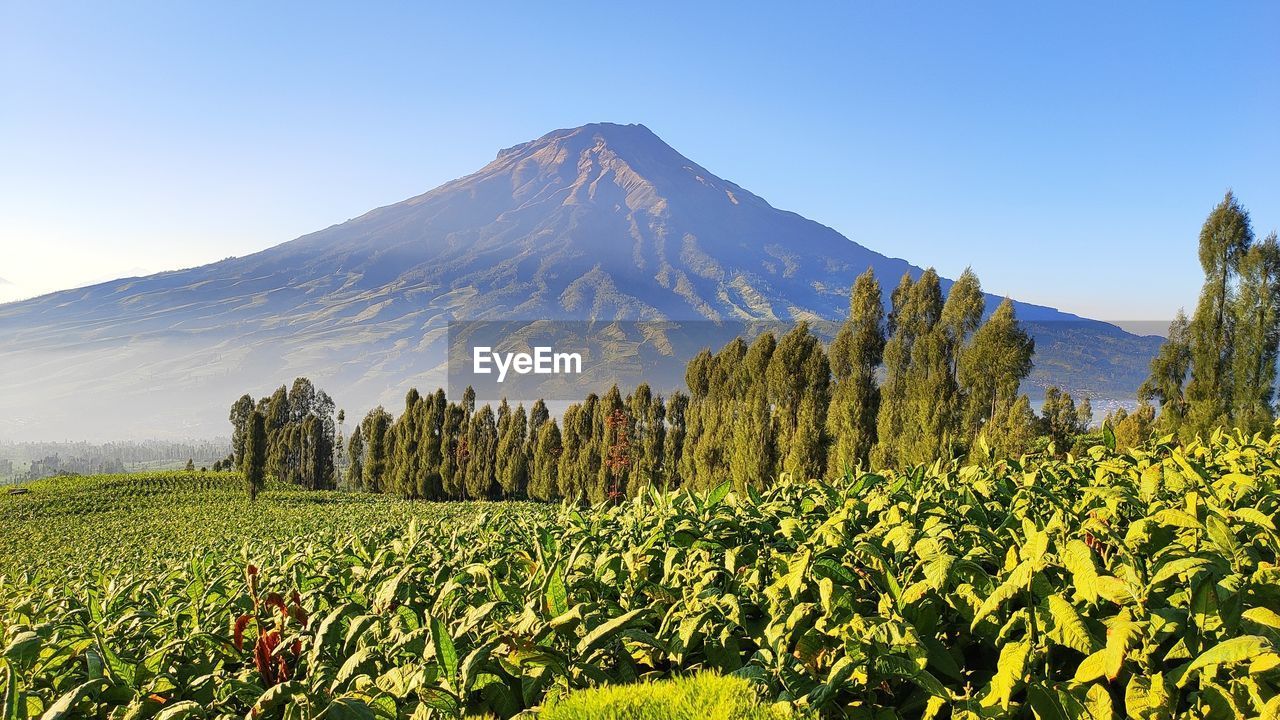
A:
[{"left": 2, "top": 2, "right": 1277, "bottom": 321}]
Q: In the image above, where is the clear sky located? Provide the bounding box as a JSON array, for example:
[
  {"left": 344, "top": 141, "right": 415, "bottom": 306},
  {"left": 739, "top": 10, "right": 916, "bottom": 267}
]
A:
[{"left": 2, "top": 2, "right": 1277, "bottom": 322}]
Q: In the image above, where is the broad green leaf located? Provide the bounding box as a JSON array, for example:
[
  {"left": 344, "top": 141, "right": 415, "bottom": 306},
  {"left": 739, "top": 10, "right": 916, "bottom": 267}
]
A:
[{"left": 431, "top": 616, "right": 458, "bottom": 682}]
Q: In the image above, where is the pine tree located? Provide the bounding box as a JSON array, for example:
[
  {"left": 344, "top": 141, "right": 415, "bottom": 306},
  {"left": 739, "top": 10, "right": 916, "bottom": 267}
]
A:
[
  {"left": 497, "top": 402, "right": 529, "bottom": 497},
  {"left": 730, "top": 332, "right": 776, "bottom": 491},
  {"left": 440, "top": 401, "right": 465, "bottom": 499},
  {"left": 418, "top": 390, "right": 446, "bottom": 499},
  {"left": 557, "top": 403, "right": 584, "bottom": 501},
  {"left": 263, "top": 387, "right": 289, "bottom": 480},
  {"left": 392, "top": 389, "right": 421, "bottom": 497},
  {"left": 529, "top": 419, "right": 562, "bottom": 501},
  {"left": 464, "top": 404, "right": 498, "bottom": 500},
  {"left": 243, "top": 409, "right": 267, "bottom": 501},
  {"left": 1186, "top": 192, "right": 1254, "bottom": 435},
  {"left": 362, "top": 407, "right": 392, "bottom": 493},
  {"left": 826, "top": 269, "right": 885, "bottom": 476},
  {"left": 767, "top": 323, "right": 829, "bottom": 480}
]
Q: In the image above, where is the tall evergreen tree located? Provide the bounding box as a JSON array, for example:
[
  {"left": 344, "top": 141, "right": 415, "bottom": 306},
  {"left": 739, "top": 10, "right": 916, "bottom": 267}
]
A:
[
  {"left": 362, "top": 407, "right": 392, "bottom": 493},
  {"left": 826, "top": 269, "right": 885, "bottom": 475},
  {"left": 464, "top": 404, "right": 498, "bottom": 499},
  {"left": 557, "top": 403, "right": 585, "bottom": 501},
  {"left": 1231, "top": 231, "right": 1280, "bottom": 432},
  {"left": 418, "top": 390, "right": 446, "bottom": 499},
  {"left": 730, "top": 332, "right": 777, "bottom": 490},
  {"left": 627, "top": 384, "right": 664, "bottom": 495},
  {"left": 663, "top": 391, "right": 688, "bottom": 489},
  {"left": 529, "top": 419, "right": 562, "bottom": 501},
  {"left": 494, "top": 399, "right": 514, "bottom": 496},
  {"left": 497, "top": 402, "right": 529, "bottom": 497},
  {"left": 346, "top": 425, "right": 365, "bottom": 490},
  {"left": 1186, "top": 192, "right": 1254, "bottom": 435},
  {"left": 874, "top": 273, "right": 917, "bottom": 467},
  {"left": 392, "top": 389, "right": 422, "bottom": 497},
  {"left": 440, "top": 401, "right": 465, "bottom": 499},
  {"left": 243, "top": 409, "right": 268, "bottom": 501},
  {"left": 958, "top": 298, "right": 1033, "bottom": 448},
  {"left": 766, "top": 323, "right": 830, "bottom": 480},
  {"left": 229, "top": 394, "right": 254, "bottom": 468},
  {"left": 896, "top": 270, "right": 948, "bottom": 465},
  {"left": 597, "top": 385, "right": 628, "bottom": 502}
]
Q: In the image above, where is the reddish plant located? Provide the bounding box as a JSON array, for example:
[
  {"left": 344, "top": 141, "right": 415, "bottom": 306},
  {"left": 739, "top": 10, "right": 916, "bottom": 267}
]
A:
[{"left": 233, "top": 563, "right": 308, "bottom": 687}]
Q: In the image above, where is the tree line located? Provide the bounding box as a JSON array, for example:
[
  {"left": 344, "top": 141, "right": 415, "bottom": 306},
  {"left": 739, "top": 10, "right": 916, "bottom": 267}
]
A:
[
  {"left": 221, "top": 378, "right": 341, "bottom": 499},
  {"left": 225, "top": 192, "right": 1278, "bottom": 501},
  {"left": 304, "top": 265, "right": 1081, "bottom": 502},
  {"left": 1114, "top": 192, "right": 1280, "bottom": 446}
]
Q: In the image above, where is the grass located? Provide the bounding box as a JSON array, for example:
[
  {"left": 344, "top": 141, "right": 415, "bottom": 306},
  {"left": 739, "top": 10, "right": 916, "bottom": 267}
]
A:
[{"left": 540, "top": 673, "right": 814, "bottom": 720}]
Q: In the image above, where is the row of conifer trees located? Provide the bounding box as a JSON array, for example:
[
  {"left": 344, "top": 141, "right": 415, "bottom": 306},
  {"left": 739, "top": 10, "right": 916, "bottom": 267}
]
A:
[{"left": 332, "top": 265, "right": 1043, "bottom": 501}]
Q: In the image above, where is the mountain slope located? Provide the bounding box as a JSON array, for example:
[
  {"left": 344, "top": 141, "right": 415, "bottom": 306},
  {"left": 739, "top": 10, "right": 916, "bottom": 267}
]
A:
[{"left": 0, "top": 123, "right": 1160, "bottom": 439}]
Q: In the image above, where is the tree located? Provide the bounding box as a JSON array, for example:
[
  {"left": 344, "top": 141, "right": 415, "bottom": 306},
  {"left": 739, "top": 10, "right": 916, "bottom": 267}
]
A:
[
  {"left": 346, "top": 426, "right": 365, "bottom": 490},
  {"left": 893, "top": 270, "right": 948, "bottom": 465},
  {"left": 243, "top": 409, "right": 267, "bottom": 502},
  {"left": 464, "top": 404, "right": 498, "bottom": 500},
  {"left": 628, "top": 384, "right": 664, "bottom": 495},
  {"left": 361, "top": 407, "right": 392, "bottom": 493},
  {"left": 391, "top": 389, "right": 422, "bottom": 497},
  {"left": 599, "top": 386, "right": 631, "bottom": 502},
  {"left": 229, "top": 394, "right": 254, "bottom": 468},
  {"left": 418, "top": 390, "right": 446, "bottom": 499},
  {"left": 874, "top": 273, "right": 918, "bottom": 467},
  {"left": 1040, "top": 387, "right": 1088, "bottom": 449},
  {"left": 731, "top": 332, "right": 776, "bottom": 491},
  {"left": 1231, "top": 231, "right": 1280, "bottom": 433},
  {"left": 529, "top": 420, "right": 562, "bottom": 501},
  {"left": 1140, "top": 310, "right": 1192, "bottom": 434},
  {"left": 958, "top": 298, "right": 1033, "bottom": 448},
  {"left": 826, "top": 269, "right": 885, "bottom": 475},
  {"left": 767, "top": 323, "right": 829, "bottom": 480},
  {"left": 184, "top": 458, "right": 195, "bottom": 472},
  {"left": 497, "top": 402, "right": 529, "bottom": 498},
  {"left": 1186, "top": 192, "right": 1254, "bottom": 435},
  {"left": 1110, "top": 403, "right": 1156, "bottom": 450},
  {"left": 440, "top": 401, "right": 466, "bottom": 499},
  {"left": 663, "top": 391, "right": 688, "bottom": 489},
  {"left": 555, "top": 403, "right": 583, "bottom": 500}
]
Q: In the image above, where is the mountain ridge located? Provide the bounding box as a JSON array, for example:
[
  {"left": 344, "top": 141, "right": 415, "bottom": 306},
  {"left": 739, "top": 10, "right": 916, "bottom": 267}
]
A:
[{"left": 0, "top": 122, "right": 1160, "bottom": 440}]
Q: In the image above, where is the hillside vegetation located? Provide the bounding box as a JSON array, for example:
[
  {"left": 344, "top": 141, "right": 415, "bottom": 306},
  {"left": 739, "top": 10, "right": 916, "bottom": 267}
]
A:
[{"left": 2, "top": 427, "right": 1279, "bottom": 718}]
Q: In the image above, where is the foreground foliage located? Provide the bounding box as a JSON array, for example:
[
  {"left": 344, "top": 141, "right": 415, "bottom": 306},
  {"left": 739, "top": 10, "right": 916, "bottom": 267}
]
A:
[{"left": 2, "top": 427, "right": 1280, "bottom": 718}]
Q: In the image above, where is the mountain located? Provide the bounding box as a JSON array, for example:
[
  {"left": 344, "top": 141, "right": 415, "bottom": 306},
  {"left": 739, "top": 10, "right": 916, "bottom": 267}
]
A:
[{"left": 0, "top": 123, "right": 1161, "bottom": 440}]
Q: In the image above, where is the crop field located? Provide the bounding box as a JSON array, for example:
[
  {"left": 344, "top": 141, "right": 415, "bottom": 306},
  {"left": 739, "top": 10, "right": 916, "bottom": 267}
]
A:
[{"left": 2, "top": 430, "right": 1280, "bottom": 719}]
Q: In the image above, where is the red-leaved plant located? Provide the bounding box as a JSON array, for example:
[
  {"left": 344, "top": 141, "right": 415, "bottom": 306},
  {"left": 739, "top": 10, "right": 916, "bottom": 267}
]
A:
[{"left": 233, "top": 563, "right": 309, "bottom": 687}]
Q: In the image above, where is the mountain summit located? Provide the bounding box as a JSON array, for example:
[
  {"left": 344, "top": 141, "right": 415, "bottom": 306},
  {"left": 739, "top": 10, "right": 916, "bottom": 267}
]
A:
[{"left": 0, "top": 123, "right": 1159, "bottom": 439}]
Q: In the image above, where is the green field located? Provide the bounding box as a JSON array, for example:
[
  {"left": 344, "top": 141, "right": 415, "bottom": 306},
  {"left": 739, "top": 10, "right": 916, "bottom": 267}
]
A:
[{"left": 2, "top": 430, "right": 1279, "bottom": 719}]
